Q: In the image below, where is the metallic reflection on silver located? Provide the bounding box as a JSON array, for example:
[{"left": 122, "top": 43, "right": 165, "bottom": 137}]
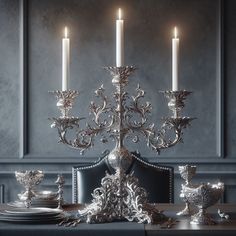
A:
[
  {"left": 218, "top": 209, "right": 230, "bottom": 220},
  {"left": 50, "top": 66, "right": 194, "bottom": 224},
  {"left": 177, "top": 165, "right": 196, "bottom": 216},
  {"left": 182, "top": 182, "right": 224, "bottom": 225},
  {"left": 78, "top": 166, "right": 167, "bottom": 224},
  {"left": 15, "top": 170, "right": 44, "bottom": 208}
]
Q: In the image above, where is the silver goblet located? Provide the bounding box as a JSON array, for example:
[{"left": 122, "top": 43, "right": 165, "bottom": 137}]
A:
[
  {"left": 177, "top": 165, "right": 196, "bottom": 216},
  {"left": 15, "top": 170, "right": 44, "bottom": 208},
  {"left": 182, "top": 182, "right": 224, "bottom": 225}
]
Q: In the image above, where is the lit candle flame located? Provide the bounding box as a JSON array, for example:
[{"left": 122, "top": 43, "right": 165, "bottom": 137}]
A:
[
  {"left": 64, "top": 27, "right": 68, "bottom": 38},
  {"left": 174, "top": 27, "right": 178, "bottom": 38},
  {"left": 118, "top": 8, "right": 122, "bottom": 20}
]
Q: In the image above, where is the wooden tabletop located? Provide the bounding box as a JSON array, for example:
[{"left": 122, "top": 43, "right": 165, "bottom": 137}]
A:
[
  {"left": 0, "top": 203, "right": 236, "bottom": 236},
  {"left": 145, "top": 204, "right": 236, "bottom": 235}
]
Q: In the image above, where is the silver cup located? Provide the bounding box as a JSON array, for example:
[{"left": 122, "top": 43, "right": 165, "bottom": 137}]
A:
[
  {"left": 182, "top": 182, "right": 224, "bottom": 225},
  {"left": 15, "top": 170, "right": 44, "bottom": 208}
]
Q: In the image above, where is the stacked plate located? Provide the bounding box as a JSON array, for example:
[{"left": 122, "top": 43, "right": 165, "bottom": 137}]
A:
[
  {"left": 0, "top": 207, "right": 64, "bottom": 223},
  {"left": 8, "top": 190, "right": 59, "bottom": 208}
]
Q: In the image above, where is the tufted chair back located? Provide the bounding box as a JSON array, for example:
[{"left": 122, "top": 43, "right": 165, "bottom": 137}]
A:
[{"left": 72, "top": 153, "right": 173, "bottom": 204}]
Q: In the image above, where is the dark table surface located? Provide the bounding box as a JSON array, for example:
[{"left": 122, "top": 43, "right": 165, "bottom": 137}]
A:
[
  {"left": 0, "top": 203, "right": 236, "bottom": 236},
  {"left": 145, "top": 204, "right": 236, "bottom": 235}
]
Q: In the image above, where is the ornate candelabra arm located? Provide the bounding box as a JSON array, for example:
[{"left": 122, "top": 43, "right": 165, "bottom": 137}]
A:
[
  {"left": 49, "top": 90, "right": 96, "bottom": 153},
  {"left": 139, "top": 91, "right": 195, "bottom": 153},
  {"left": 50, "top": 117, "right": 92, "bottom": 150},
  {"left": 156, "top": 90, "right": 195, "bottom": 148},
  {"left": 90, "top": 85, "right": 114, "bottom": 129}
]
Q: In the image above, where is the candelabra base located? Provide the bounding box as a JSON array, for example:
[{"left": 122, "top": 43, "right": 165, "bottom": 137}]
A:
[
  {"left": 62, "top": 169, "right": 167, "bottom": 226},
  {"left": 79, "top": 169, "right": 167, "bottom": 224}
]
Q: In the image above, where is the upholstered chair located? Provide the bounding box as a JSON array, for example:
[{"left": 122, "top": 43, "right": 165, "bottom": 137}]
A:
[{"left": 72, "top": 152, "right": 174, "bottom": 204}]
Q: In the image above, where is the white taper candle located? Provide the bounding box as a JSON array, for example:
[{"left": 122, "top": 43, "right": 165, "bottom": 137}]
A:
[
  {"left": 62, "top": 27, "right": 70, "bottom": 91},
  {"left": 116, "top": 8, "right": 124, "bottom": 67},
  {"left": 172, "top": 27, "right": 179, "bottom": 91}
]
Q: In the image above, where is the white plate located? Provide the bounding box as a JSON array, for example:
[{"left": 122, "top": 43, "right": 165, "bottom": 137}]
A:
[
  {"left": 4, "top": 207, "right": 62, "bottom": 215},
  {"left": 0, "top": 215, "right": 63, "bottom": 223}
]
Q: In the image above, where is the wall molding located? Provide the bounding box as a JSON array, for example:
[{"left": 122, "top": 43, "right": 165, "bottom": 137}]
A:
[
  {"left": 1, "top": 170, "right": 236, "bottom": 176},
  {"left": 217, "top": 0, "right": 225, "bottom": 158},
  {"left": 19, "top": 0, "right": 28, "bottom": 158},
  {"left": 2, "top": 156, "right": 236, "bottom": 164},
  {"left": 0, "top": 185, "right": 5, "bottom": 204}
]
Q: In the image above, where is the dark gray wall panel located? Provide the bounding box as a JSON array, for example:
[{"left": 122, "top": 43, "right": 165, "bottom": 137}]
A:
[
  {"left": 1, "top": 0, "right": 236, "bottom": 204},
  {"left": 28, "top": 0, "right": 220, "bottom": 159},
  {"left": 0, "top": 0, "right": 19, "bottom": 158},
  {"left": 225, "top": 0, "right": 236, "bottom": 158}
]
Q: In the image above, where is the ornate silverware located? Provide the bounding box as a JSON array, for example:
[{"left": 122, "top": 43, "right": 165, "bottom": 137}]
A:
[
  {"left": 78, "top": 168, "right": 167, "bottom": 224},
  {"left": 56, "top": 175, "right": 65, "bottom": 209},
  {"left": 15, "top": 170, "right": 44, "bottom": 208},
  {"left": 182, "top": 182, "right": 224, "bottom": 225},
  {"left": 177, "top": 165, "right": 196, "bottom": 216},
  {"left": 50, "top": 66, "right": 194, "bottom": 224}
]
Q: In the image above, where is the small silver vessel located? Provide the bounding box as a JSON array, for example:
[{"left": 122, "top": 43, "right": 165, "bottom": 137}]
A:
[
  {"left": 182, "top": 182, "right": 224, "bottom": 225},
  {"left": 15, "top": 170, "right": 44, "bottom": 208}
]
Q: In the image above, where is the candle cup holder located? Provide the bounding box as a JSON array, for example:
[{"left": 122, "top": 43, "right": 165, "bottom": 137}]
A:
[
  {"left": 177, "top": 165, "right": 196, "bottom": 216},
  {"left": 49, "top": 90, "right": 79, "bottom": 118},
  {"left": 105, "top": 66, "right": 136, "bottom": 86},
  {"left": 161, "top": 90, "right": 192, "bottom": 118},
  {"left": 50, "top": 66, "right": 195, "bottom": 225}
]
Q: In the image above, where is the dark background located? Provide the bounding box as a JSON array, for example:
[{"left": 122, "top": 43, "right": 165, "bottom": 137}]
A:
[{"left": 0, "top": 0, "right": 235, "bottom": 203}]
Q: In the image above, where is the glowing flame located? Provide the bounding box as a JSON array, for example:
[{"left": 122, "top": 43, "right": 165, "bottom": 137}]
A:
[
  {"left": 174, "top": 27, "right": 178, "bottom": 38},
  {"left": 64, "top": 27, "right": 68, "bottom": 38},
  {"left": 118, "top": 8, "right": 122, "bottom": 20}
]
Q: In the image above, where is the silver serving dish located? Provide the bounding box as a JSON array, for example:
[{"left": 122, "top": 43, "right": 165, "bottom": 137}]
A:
[
  {"left": 182, "top": 182, "right": 224, "bottom": 225},
  {"left": 34, "top": 190, "right": 58, "bottom": 200}
]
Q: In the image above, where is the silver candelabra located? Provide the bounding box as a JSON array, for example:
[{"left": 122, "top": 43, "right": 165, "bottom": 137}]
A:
[{"left": 50, "top": 66, "right": 194, "bottom": 224}]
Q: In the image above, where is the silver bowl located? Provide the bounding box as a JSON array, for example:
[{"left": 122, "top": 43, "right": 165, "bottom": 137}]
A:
[
  {"left": 182, "top": 182, "right": 224, "bottom": 225},
  {"left": 34, "top": 190, "right": 58, "bottom": 200}
]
